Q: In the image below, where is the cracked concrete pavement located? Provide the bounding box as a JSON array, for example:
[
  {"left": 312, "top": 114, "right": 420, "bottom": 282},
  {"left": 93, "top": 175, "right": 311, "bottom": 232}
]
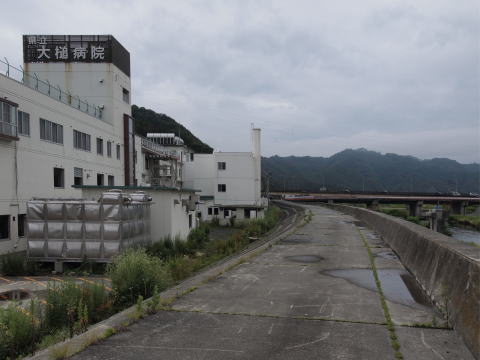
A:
[{"left": 72, "top": 204, "right": 474, "bottom": 360}]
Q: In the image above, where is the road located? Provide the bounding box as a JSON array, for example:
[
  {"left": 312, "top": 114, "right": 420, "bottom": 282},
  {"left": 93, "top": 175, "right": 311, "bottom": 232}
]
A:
[{"left": 72, "top": 204, "right": 474, "bottom": 359}]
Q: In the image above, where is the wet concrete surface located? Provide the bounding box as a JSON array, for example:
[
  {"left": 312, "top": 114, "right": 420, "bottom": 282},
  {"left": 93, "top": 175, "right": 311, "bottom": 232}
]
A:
[{"left": 72, "top": 204, "right": 474, "bottom": 360}]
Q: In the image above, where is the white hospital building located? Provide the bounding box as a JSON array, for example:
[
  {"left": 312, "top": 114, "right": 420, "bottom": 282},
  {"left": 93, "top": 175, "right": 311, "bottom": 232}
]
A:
[{"left": 0, "top": 34, "right": 266, "bottom": 257}]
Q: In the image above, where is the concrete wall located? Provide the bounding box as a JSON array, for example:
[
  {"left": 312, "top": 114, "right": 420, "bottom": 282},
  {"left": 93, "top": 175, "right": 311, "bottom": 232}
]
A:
[{"left": 326, "top": 204, "right": 480, "bottom": 358}]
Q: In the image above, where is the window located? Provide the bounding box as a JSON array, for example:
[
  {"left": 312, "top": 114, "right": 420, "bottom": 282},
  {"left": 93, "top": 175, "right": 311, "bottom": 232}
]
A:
[
  {"left": 73, "top": 130, "right": 91, "bottom": 151},
  {"left": 17, "top": 111, "right": 30, "bottom": 136},
  {"left": 190, "top": 153, "right": 194, "bottom": 161},
  {"left": 18, "top": 214, "right": 26, "bottom": 237},
  {"left": 223, "top": 209, "right": 230, "bottom": 218},
  {"left": 208, "top": 207, "right": 212, "bottom": 215},
  {"left": 53, "top": 167, "right": 64, "bottom": 188},
  {"left": 213, "top": 208, "right": 219, "bottom": 216},
  {"left": 116, "top": 144, "right": 121, "bottom": 160},
  {"left": 218, "top": 184, "right": 226, "bottom": 192},
  {"left": 218, "top": 162, "right": 226, "bottom": 170},
  {"left": 0, "top": 215, "right": 9, "bottom": 239},
  {"left": 122, "top": 88, "right": 130, "bottom": 103},
  {"left": 74, "top": 167, "right": 83, "bottom": 186},
  {"left": 40, "top": 118, "right": 63, "bottom": 144},
  {"left": 107, "top": 141, "right": 112, "bottom": 157},
  {"left": 189, "top": 214, "right": 192, "bottom": 229},
  {"left": 96, "top": 138, "right": 103, "bottom": 155},
  {"left": 244, "top": 209, "right": 251, "bottom": 219},
  {"left": 108, "top": 175, "right": 114, "bottom": 186},
  {"left": 97, "top": 173, "right": 104, "bottom": 186},
  {"left": 0, "top": 101, "right": 17, "bottom": 137}
]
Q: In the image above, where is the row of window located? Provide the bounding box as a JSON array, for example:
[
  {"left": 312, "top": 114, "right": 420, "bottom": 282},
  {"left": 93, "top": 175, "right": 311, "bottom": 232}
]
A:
[
  {"left": 0, "top": 214, "right": 26, "bottom": 240},
  {"left": 53, "top": 167, "right": 115, "bottom": 188},
  {"left": 12, "top": 110, "right": 122, "bottom": 159}
]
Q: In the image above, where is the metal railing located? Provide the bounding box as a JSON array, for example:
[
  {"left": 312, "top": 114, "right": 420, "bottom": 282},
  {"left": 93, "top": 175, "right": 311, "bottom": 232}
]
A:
[
  {"left": 0, "top": 58, "right": 103, "bottom": 120},
  {"left": 0, "top": 120, "right": 17, "bottom": 138},
  {"left": 140, "top": 136, "right": 179, "bottom": 159}
]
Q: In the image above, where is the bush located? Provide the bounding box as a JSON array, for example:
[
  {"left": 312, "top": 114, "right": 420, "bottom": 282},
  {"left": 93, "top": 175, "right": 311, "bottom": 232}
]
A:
[
  {"left": 1, "top": 253, "right": 26, "bottom": 276},
  {"left": 107, "top": 249, "right": 172, "bottom": 306},
  {"left": 0, "top": 301, "right": 41, "bottom": 359},
  {"left": 45, "top": 279, "right": 111, "bottom": 336},
  {"left": 186, "top": 223, "right": 210, "bottom": 250}
]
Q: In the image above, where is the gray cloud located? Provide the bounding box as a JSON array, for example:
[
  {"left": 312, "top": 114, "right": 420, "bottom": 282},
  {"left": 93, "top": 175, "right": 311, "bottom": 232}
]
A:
[{"left": 1, "top": 0, "right": 478, "bottom": 162}]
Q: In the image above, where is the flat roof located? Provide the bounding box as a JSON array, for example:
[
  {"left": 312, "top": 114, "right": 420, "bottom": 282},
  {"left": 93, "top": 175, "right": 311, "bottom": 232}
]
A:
[{"left": 72, "top": 185, "right": 199, "bottom": 193}]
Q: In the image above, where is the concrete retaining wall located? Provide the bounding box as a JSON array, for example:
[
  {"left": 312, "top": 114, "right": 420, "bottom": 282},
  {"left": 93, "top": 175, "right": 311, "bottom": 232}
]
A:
[{"left": 327, "top": 204, "right": 480, "bottom": 359}]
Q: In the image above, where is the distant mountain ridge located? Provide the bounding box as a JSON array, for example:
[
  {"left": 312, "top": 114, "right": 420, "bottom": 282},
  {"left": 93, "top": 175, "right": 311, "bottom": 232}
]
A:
[
  {"left": 132, "top": 105, "right": 213, "bottom": 153},
  {"left": 262, "top": 149, "right": 480, "bottom": 193}
]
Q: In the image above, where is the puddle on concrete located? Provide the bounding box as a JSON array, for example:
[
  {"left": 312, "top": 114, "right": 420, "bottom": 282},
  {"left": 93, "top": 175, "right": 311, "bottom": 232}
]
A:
[
  {"left": 323, "top": 268, "right": 431, "bottom": 309},
  {"left": 0, "top": 289, "right": 30, "bottom": 301},
  {"left": 285, "top": 255, "right": 324, "bottom": 263},
  {"left": 375, "top": 251, "right": 398, "bottom": 260}
]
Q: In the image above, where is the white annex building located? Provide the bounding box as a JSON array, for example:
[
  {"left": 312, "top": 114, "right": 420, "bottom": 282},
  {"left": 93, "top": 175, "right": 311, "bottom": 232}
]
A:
[
  {"left": 183, "top": 128, "right": 268, "bottom": 225},
  {"left": 0, "top": 35, "right": 197, "bottom": 256}
]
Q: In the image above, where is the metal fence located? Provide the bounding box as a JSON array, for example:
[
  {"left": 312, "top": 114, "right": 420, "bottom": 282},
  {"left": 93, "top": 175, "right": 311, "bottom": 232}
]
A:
[{"left": 0, "top": 58, "right": 103, "bottom": 120}]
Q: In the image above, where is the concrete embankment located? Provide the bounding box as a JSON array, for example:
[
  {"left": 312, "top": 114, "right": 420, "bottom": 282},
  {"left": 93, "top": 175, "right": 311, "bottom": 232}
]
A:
[{"left": 325, "top": 204, "right": 480, "bottom": 359}]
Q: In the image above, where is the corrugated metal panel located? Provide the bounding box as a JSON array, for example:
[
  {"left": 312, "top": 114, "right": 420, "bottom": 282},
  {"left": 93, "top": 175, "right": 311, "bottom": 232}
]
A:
[{"left": 26, "top": 190, "right": 152, "bottom": 262}]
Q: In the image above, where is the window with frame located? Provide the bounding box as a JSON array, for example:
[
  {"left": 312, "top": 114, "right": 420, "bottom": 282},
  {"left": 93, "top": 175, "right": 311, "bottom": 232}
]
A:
[
  {"left": 108, "top": 175, "right": 114, "bottom": 186},
  {"left": 116, "top": 144, "right": 121, "bottom": 160},
  {"left": 213, "top": 208, "right": 219, "bottom": 216},
  {"left": 208, "top": 207, "right": 212, "bottom": 215},
  {"left": 73, "top": 130, "right": 91, "bottom": 151},
  {"left": 218, "top": 162, "right": 226, "bottom": 170},
  {"left": 97, "top": 173, "right": 104, "bottom": 186},
  {"left": 0, "top": 100, "right": 17, "bottom": 137},
  {"left": 74, "top": 167, "right": 83, "bottom": 186},
  {"left": 122, "top": 88, "right": 130, "bottom": 103},
  {"left": 17, "top": 111, "right": 30, "bottom": 136},
  {"left": 53, "top": 167, "right": 64, "bottom": 188},
  {"left": 40, "top": 118, "right": 63, "bottom": 144},
  {"left": 218, "top": 184, "right": 226, "bottom": 192},
  {"left": 107, "top": 141, "right": 112, "bottom": 157},
  {"left": 18, "top": 214, "right": 26, "bottom": 237},
  {"left": 0, "top": 215, "right": 9, "bottom": 239},
  {"left": 96, "top": 138, "right": 103, "bottom": 155}
]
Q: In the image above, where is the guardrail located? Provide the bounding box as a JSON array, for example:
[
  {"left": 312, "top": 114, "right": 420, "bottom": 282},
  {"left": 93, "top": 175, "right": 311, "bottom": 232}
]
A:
[{"left": 0, "top": 58, "right": 103, "bottom": 120}]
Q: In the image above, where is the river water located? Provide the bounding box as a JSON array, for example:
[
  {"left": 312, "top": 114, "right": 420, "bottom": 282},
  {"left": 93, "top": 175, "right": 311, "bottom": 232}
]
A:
[{"left": 450, "top": 227, "right": 480, "bottom": 246}]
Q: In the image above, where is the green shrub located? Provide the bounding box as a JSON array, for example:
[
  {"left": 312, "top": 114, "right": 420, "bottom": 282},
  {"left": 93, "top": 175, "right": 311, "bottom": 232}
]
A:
[
  {"left": 45, "top": 279, "right": 110, "bottom": 336},
  {"left": 186, "top": 223, "right": 210, "bottom": 249},
  {"left": 0, "top": 301, "right": 41, "bottom": 359},
  {"left": 381, "top": 208, "right": 408, "bottom": 219},
  {"left": 147, "top": 236, "right": 177, "bottom": 260},
  {"left": 167, "top": 256, "right": 198, "bottom": 282},
  {"left": 1, "top": 253, "right": 26, "bottom": 276},
  {"left": 107, "top": 249, "right": 172, "bottom": 306}
]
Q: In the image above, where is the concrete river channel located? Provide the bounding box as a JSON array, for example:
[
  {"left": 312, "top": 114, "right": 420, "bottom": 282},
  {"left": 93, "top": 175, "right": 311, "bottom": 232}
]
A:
[{"left": 65, "top": 203, "right": 474, "bottom": 360}]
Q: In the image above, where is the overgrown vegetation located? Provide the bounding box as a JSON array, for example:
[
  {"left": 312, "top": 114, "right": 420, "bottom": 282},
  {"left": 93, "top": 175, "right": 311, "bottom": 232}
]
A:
[
  {"left": 448, "top": 215, "right": 480, "bottom": 230},
  {"left": 0, "top": 206, "right": 281, "bottom": 358},
  {"left": 0, "top": 253, "right": 38, "bottom": 276}
]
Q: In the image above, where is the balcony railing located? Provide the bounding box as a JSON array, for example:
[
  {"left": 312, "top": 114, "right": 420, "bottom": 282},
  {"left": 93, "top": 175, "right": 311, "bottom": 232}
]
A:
[
  {"left": 140, "top": 136, "right": 179, "bottom": 160},
  {"left": 0, "top": 120, "right": 17, "bottom": 139},
  {"left": 0, "top": 58, "right": 103, "bottom": 120}
]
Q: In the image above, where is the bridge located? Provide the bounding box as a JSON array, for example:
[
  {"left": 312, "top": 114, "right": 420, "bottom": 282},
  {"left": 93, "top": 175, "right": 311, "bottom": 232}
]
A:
[{"left": 272, "top": 192, "right": 480, "bottom": 217}]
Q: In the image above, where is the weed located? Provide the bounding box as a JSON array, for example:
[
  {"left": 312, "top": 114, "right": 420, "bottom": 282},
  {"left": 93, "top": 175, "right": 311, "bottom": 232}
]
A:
[
  {"left": 135, "top": 295, "right": 144, "bottom": 319},
  {"left": 103, "top": 327, "right": 117, "bottom": 338},
  {"left": 50, "top": 343, "right": 71, "bottom": 360},
  {"left": 107, "top": 249, "right": 172, "bottom": 307},
  {"left": 0, "top": 253, "right": 26, "bottom": 276}
]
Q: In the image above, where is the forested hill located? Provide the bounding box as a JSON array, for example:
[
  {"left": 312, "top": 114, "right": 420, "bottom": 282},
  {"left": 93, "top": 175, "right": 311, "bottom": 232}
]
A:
[
  {"left": 132, "top": 105, "right": 213, "bottom": 153},
  {"left": 262, "top": 149, "right": 480, "bottom": 193}
]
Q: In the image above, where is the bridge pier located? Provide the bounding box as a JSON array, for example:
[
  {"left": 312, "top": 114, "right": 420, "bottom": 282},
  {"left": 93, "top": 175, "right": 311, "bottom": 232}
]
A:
[
  {"left": 451, "top": 201, "right": 468, "bottom": 215},
  {"left": 407, "top": 201, "right": 423, "bottom": 217},
  {"left": 366, "top": 200, "right": 380, "bottom": 211}
]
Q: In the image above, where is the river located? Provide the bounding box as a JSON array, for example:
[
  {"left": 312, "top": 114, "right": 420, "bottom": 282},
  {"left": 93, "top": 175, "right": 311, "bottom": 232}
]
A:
[{"left": 450, "top": 227, "right": 480, "bottom": 246}]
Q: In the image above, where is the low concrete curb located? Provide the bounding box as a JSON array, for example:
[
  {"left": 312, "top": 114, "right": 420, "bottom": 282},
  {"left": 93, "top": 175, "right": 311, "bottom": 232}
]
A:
[
  {"left": 26, "top": 203, "right": 304, "bottom": 360},
  {"left": 325, "top": 204, "right": 480, "bottom": 359}
]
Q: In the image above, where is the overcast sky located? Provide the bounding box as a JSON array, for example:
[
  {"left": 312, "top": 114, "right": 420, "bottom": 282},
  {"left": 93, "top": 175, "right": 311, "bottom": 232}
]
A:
[{"left": 2, "top": 0, "right": 479, "bottom": 163}]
